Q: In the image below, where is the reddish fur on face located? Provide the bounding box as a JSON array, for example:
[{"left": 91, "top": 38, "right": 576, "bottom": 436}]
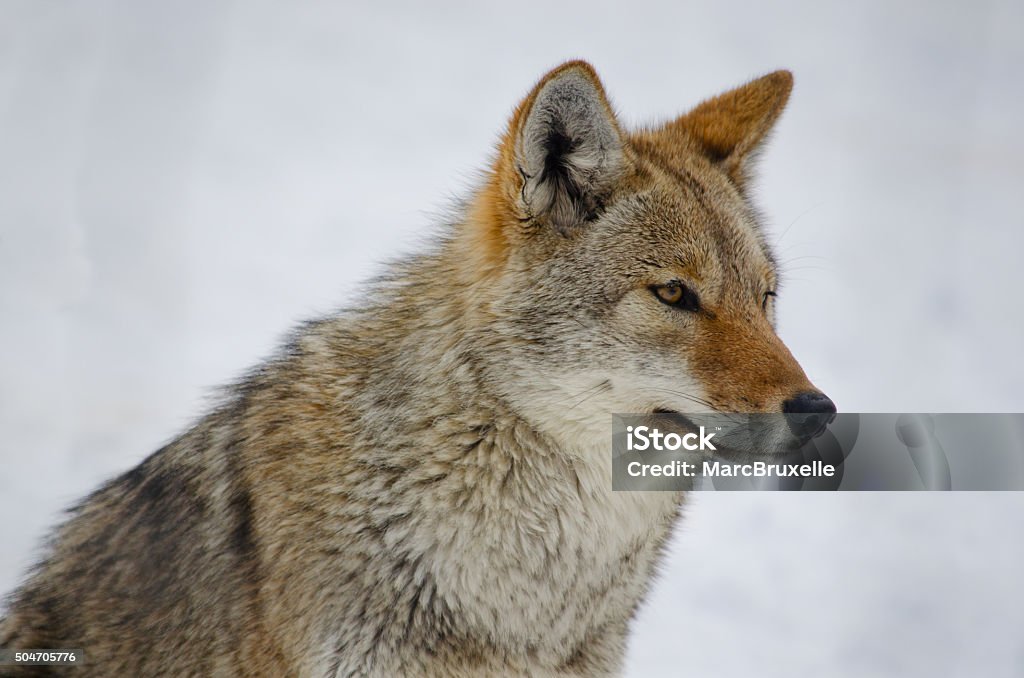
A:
[{"left": 690, "top": 313, "right": 814, "bottom": 411}]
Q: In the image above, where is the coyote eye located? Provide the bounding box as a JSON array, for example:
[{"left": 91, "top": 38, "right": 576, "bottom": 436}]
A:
[
  {"left": 762, "top": 290, "right": 777, "bottom": 310},
  {"left": 652, "top": 282, "right": 700, "bottom": 312}
]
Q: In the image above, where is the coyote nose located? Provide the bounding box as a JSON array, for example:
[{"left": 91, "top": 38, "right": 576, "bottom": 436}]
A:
[
  {"left": 783, "top": 391, "right": 836, "bottom": 415},
  {"left": 781, "top": 391, "right": 836, "bottom": 441}
]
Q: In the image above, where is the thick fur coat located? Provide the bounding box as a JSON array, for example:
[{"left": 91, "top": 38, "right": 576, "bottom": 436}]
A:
[{"left": 1, "top": 61, "right": 826, "bottom": 677}]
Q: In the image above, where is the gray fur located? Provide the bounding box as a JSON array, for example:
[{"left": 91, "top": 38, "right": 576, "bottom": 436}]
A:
[{"left": 0, "top": 63, "right": 813, "bottom": 677}]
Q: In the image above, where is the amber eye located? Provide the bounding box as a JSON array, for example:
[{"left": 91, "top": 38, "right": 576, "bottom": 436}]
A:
[
  {"left": 651, "top": 281, "right": 700, "bottom": 312},
  {"left": 656, "top": 283, "right": 683, "bottom": 304}
]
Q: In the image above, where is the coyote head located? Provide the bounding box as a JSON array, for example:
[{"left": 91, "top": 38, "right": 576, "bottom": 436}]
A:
[{"left": 457, "top": 61, "right": 833, "bottom": 449}]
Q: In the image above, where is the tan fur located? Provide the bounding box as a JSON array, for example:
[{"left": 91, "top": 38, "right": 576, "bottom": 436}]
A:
[
  {"left": 1, "top": 62, "right": 826, "bottom": 677},
  {"left": 647, "top": 69, "right": 793, "bottom": 187}
]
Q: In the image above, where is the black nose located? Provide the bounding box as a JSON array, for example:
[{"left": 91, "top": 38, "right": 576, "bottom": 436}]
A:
[
  {"left": 782, "top": 391, "right": 836, "bottom": 415},
  {"left": 781, "top": 391, "right": 836, "bottom": 441}
]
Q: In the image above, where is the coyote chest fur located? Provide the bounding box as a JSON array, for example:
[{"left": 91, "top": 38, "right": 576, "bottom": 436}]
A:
[{"left": 1, "top": 61, "right": 830, "bottom": 677}]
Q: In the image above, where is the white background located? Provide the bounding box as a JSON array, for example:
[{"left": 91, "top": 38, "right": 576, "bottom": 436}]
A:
[{"left": 2, "top": 1, "right": 1023, "bottom": 675}]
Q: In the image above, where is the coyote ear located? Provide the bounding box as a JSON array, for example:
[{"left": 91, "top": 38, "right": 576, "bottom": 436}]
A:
[
  {"left": 670, "top": 70, "right": 792, "bottom": 186},
  {"left": 503, "top": 61, "right": 625, "bottom": 231}
]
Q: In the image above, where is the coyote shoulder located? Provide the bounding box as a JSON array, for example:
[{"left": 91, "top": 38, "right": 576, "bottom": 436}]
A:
[{"left": 1, "top": 61, "right": 832, "bottom": 677}]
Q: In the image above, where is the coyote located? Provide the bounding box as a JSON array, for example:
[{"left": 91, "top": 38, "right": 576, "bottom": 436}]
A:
[{"left": 1, "top": 61, "right": 833, "bottom": 676}]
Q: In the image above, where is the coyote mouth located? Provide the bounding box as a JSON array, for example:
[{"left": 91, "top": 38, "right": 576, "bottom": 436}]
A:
[{"left": 651, "top": 408, "right": 699, "bottom": 431}]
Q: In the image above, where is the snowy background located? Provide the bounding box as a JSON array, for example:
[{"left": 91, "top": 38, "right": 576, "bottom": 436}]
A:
[{"left": 2, "top": 1, "right": 1023, "bottom": 675}]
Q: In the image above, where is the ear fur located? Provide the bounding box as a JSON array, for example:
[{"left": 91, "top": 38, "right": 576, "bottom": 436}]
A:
[
  {"left": 467, "top": 65, "right": 791, "bottom": 274},
  {"left": 498, "top": 61, "right": 625, "bottom": 232},
  {"left": 665, "top": 70, "right": 793, "bottom": 186}
]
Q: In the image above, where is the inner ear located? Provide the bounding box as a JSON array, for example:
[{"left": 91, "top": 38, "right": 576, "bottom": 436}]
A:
[
  {"left": 513, "top": 62, "right": 625, "bottom": 232},
  {"left": 538, "top": 122, "right": 584, "bottom": 214}
]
